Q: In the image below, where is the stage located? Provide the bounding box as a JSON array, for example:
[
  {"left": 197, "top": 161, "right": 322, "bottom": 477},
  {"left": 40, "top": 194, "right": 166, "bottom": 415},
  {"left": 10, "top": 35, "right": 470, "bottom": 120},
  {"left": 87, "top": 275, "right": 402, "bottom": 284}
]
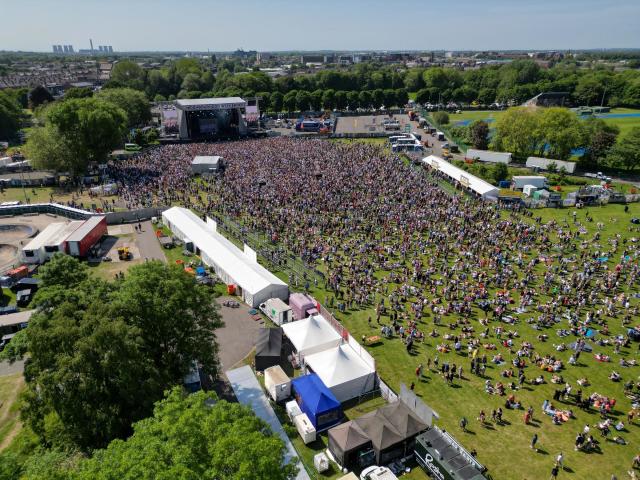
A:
[{"left": 175, "top": 97, "right": 248, "bottom": 141}]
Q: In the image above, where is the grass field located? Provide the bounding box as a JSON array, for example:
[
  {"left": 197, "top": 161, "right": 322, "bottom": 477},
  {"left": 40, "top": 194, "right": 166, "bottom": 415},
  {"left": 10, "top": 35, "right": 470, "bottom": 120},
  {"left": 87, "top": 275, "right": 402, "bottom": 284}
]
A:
[
  {"left": 0, "top": 186, "right": 119, "bottom": 210},
  {"left": 306, "top": 201, "right": 640, "bottom": 480},
  {"left": 0, "top": 373, "right": 25, "bottom": 452}
]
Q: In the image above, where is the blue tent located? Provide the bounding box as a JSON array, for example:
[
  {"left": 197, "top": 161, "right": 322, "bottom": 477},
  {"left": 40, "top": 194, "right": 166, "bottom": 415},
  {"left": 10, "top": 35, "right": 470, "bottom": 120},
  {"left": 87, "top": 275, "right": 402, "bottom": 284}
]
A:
[{"left": 292, "top": 373, "right": 343, "bottom": 431}]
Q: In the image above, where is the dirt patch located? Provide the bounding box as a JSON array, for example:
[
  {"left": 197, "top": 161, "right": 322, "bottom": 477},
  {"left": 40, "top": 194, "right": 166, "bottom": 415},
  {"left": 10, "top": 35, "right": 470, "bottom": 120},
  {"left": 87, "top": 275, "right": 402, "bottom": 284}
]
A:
[
  {"left": 0, "top": 245, "right": 18, "bottom": 266},
  {"left": 0, "top": 224, "right": 36, "bottom": 242}
]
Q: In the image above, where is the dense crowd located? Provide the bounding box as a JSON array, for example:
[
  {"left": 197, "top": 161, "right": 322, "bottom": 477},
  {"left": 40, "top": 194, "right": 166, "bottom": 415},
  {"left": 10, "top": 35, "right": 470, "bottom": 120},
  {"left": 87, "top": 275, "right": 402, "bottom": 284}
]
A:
[{"left": 109, "top": 137, "right": 640, "bottom": 476}]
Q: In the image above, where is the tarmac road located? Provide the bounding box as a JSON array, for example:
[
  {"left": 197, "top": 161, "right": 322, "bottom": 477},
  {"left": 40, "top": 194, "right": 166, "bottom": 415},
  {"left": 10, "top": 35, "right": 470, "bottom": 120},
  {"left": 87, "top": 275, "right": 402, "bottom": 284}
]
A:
[{"left": 135, "top": 220, "right": 166, "bottom": 262}]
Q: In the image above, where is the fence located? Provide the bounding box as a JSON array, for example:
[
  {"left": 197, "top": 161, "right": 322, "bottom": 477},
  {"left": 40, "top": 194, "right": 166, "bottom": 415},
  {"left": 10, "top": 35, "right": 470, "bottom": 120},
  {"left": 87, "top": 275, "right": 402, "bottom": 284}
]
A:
[
  {"left": 0, "top": 202, "right": 93, "bottom": 220},
  {"left": 105, "top": 207, "right": 168, "bottom": 225},
  {"left": 378, "top": 377, "right": 399, "bottom": 403}
]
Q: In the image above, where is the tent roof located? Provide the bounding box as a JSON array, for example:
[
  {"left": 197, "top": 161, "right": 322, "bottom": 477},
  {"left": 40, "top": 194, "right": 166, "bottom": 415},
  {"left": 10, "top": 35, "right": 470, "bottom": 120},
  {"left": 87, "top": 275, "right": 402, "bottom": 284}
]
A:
[
  {"left": 291, "top": 374, "right": 341, "bottom": 415},
  {"left": 354, "top": 410, "right": 404, "bottom": 451},
  {"left": 162, "top": 207, "right": 286, "bottom": 296},
  {"left": 378, "top": 401, "right": 427, "bottom": 438},
  {"left": 422, "top": 155, "right": 499, "bottom": 198},
  {"left": 304, "top": 344, "right": 375, "bottom": 388},
  {"left": 256, "top": 327, "right": 282, "bottom": 358},
  {"left": 328, "top": 420, "right": 370, "bottom": 452},
  {"left": 281, "top": 314, "right": 341, "bottom": 354}
]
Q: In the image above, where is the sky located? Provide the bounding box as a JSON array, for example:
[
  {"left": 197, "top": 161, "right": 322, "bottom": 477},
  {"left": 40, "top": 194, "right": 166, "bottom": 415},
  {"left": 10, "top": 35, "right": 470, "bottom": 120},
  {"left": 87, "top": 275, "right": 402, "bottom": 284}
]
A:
[{"left": 1, "top": 0, "right": 639, "bottom": 52}]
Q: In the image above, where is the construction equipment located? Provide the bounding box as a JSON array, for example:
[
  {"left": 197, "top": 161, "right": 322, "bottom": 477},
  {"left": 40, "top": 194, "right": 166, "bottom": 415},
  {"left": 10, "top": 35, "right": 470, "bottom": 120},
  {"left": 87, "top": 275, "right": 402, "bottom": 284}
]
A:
[{"left": 117, "top": 247, "right": 132, "bottom": 261}]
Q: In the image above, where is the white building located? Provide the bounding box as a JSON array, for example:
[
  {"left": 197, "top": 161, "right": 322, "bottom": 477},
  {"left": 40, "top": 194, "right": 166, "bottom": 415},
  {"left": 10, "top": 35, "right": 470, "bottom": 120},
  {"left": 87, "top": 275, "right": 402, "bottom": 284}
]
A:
[
  {"left": 21, "top": 221, "right": 83, "bottom": 264},
  {"left": 465, "top": 149, "right": 512, "bottom": 164},
  {"left": 191, "top": 156, "right": 222, "bottom": 175},
  {"left": 161, "top": 207, "right": 288, "bottom": 307},
  {"left": 422, "top": 155, "right": 499, "bottom": 199},
  {"left": 526, "top": 157, "right": 576, "bottom": 174},
  {"left": 304, "top": 344, "right": 376, "bottom": 403}
]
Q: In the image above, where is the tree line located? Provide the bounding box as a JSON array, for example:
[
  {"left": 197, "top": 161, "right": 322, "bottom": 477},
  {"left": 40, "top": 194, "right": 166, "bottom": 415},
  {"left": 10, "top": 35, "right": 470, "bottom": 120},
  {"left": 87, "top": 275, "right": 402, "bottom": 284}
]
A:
[{"left": 105, "top": 58, "right": 640, "bottom": 110}]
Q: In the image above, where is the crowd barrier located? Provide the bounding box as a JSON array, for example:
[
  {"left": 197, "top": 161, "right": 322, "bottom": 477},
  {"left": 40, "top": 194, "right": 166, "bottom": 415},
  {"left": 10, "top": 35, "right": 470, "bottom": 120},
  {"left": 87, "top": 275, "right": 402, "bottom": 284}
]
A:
[{"left": 0, "top": 202, "right": 94, "bottom": 220}]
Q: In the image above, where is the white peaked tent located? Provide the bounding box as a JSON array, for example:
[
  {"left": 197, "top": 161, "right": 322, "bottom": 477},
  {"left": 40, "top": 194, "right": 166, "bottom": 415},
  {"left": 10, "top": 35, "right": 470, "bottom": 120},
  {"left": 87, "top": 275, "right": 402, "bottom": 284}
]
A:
[
  {"left": 282, "top": 314, "right": 342, "bottom": 360},
  {"left": 304, "top": 344, "right": 376, "bottom": 403}
]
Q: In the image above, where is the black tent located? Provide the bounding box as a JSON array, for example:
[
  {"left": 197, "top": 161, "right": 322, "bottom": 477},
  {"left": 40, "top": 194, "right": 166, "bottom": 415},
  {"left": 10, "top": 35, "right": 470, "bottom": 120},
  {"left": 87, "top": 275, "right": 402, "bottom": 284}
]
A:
[
  {"left": 255, "top": 327, "right": 282, "bottom": 371},
  {"left": 328, "top": 420, "right": 373, "bottom": 469}
]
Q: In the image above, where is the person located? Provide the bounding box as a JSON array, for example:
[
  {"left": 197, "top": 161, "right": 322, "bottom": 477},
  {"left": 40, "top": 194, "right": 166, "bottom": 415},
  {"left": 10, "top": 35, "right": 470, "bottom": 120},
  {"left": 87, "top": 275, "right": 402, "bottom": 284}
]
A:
[
  {"left": 556, "top": 452, "right": 563, "bottom": 469},
  {"left": 416, "top": 363, "right": 423, "bottom": 378},
  {"left": 459, "top": 417, "right": 468, "bottom": 432},
  {"left": 531, "top": 433, "right": 538, "bottom": 451},
  {"left": 550, "top": 465, "right": 559, "bottom": 479},
  {"left": 410, "top": 381, "right": 415, "bottom": 391}
]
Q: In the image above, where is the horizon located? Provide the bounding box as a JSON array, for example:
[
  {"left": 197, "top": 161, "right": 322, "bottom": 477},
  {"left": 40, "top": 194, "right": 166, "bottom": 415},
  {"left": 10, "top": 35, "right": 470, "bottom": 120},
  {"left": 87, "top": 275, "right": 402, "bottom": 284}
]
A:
[{"left": 1, "top": 0, "right": 639, "bottom": 52}]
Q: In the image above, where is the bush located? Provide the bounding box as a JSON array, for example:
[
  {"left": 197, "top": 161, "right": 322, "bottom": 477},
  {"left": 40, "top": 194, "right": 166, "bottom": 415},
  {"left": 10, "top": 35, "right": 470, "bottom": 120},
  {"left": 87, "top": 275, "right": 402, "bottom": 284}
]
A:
[{"left": 432, "top": 111, "right": 450, "bottom": 125}]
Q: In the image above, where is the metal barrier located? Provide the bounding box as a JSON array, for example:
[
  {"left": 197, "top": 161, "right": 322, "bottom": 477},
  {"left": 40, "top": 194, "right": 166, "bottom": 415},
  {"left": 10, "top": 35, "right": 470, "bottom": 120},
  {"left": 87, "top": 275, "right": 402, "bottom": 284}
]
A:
[{"left": 0, "top": 202, "right": 94, "bottom": 220}]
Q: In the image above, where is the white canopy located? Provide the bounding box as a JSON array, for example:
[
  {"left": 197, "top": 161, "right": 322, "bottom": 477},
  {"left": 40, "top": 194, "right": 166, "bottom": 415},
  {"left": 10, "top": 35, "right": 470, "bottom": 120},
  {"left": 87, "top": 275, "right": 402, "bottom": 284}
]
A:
[
  {"left": 422, "top": 155, "right": 499, "bottom": 199},
  {"left": 162, "top": 207, "right": 288, "bottom": 307},
  {"left": 281, "top": 314, "right": 342, "bottom": 358},
  {"left": 304, "top": 344, "right": 376, "bottom": 402}
]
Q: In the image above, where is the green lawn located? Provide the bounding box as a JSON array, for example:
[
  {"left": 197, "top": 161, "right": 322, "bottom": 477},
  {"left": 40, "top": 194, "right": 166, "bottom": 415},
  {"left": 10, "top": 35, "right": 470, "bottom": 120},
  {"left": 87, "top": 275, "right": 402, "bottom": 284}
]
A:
[
  {"left": 0, "top": 373, "right": 24, "bottom": 451},
  {"left": 315, "top": 202, "right": 640, "bottom": 480}
]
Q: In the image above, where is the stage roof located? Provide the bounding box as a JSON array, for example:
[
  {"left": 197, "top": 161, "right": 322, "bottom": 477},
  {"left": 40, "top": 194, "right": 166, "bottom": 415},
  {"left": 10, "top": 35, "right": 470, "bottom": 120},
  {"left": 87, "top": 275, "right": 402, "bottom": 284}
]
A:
[{"left": 175, "top": 97, "right": 246, "bottom": 111}]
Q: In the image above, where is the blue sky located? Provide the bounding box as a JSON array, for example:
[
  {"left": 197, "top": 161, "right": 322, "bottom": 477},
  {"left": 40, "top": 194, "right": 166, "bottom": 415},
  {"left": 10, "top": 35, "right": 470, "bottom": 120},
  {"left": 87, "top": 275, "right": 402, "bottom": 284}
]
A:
[{"left": 1, "top": 0, "right": 639, "bottom": 52}]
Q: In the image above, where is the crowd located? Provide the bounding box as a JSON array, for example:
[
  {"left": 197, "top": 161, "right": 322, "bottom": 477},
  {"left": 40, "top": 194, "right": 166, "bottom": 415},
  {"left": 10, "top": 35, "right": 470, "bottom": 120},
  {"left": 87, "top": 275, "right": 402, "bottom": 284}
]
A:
[{"left": 108, "top": 137, "right": 640, "bottom": 477}]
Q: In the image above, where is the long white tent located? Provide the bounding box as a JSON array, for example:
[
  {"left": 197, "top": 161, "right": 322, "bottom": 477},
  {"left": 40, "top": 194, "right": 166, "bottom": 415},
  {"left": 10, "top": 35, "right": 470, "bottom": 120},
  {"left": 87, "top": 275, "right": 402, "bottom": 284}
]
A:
[
  {"left": 422, "top": 155, "right": 499, "bottom": 199},
  {"left": 304, "top": 344, "right": 376, "bottom": 403},
  {"left": 281, "top": 314, "right": 342, "bottom": 361},
  {"left": 162, "top": 207, "right": 288, "bottom": 307}
]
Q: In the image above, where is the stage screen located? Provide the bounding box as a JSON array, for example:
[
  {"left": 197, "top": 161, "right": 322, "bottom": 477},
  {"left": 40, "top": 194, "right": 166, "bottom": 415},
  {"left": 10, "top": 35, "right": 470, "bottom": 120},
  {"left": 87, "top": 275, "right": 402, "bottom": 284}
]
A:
[{"left": 198, "top": 118, "right": 217, "bottom": 134}]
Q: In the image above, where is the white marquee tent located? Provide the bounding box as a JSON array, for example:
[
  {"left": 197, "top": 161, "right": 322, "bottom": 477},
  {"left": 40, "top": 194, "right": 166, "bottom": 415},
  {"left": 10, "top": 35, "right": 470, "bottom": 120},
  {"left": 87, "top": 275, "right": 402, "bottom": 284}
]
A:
[
  {"left": 281, "top": 314, "right": 342, "bottom": 361},
  {"left": 422, "top": 155, "right": 499, "bottom": 199},
  {"left": 304, "top": 344, "right": 376, "bottom": 403},
  {"left": 161, "top": 207, "right": 288, "bottom": 307}
]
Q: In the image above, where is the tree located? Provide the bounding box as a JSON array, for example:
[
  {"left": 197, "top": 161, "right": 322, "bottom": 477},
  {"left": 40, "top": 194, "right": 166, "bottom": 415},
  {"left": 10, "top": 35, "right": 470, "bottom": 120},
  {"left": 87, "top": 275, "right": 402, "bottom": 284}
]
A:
[
  {"left": 28, "top": 86, "right": 53, "bottom": 108},
  {"left": 607, "top": 127, "right": 640, "bottom": 171},
  {"left": 492, "top": 107, "right": 540, "bottom": 159},
  {"left": 358, "top": 91, "right": 372, "bottom": 110},
  {"left": 64, "top": 87, "right": 93, "bottom": 99},
  {"left": 581, "top": 117, "right": 619, "bottom": 168},
  {"left": 346, "top": 91, "right": 360, "bottom": 110},
  {"left": 309, "top": 89, "right": 323, "bottom": 111},
  {"left": 536, "top": 107, "right": 584, "bottom": 160},
  {"left": 283, "top": 91, "right": 297, "bottom": 112},
  {"left": 270, "top": 92, "right": 284, "bottom": 112},
  {"left": 334, "top": 90, "right": 347, "bottom": 111},
  {"left": 75, "top": 388, "right": 298, "bottom": 480},
  {"left": 415, "top": 88, "right": 431, "bottom": 105},
  {"left": 321, "top": 89, "right": 336, "bottom": 110},
  {"left": 432, "top": 111, "right": 449, "bottom": 125},
  {"left": 97, "top": 88, "right": 151, "bottom": 128},
  {"left": 0, "top": 91, "right": 22, "bottom": 140},
  {"left": 26, "top": 97, "right": 126, "bottom": 175},
  {"left": 492, "top": 163, "right": 509, "bottom": 183},
  {"left": 180, "top": 73, "right": 202, "bottom": 92},
  {"left": 19, "top": 257, "right": 223, "bottom": 450},
  {"left": 371, "top": 89, "right": 385, "bottom": 109},
  {"left": 404, "top": 69, "right": 425, "bottom": 92},
  {"left": 295, "top": 91, "right": 311, "bottom": 112},
  {"left": 468, "top": 120, "right": 490, "bottom": 150},
  {"left": 109, "top": 61, "right": 146, "bottom": 91}
]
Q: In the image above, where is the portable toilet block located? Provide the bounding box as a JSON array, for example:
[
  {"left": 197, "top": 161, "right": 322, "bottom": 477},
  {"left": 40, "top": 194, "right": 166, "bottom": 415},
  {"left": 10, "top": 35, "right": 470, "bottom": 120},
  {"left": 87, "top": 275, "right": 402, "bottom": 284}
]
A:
[
  {"left": 286, "top": 399, "right": 302, "bottom": 421},
  {"left": 294, "top": 412, "right": 317, "bottom": 444},
  {"left": 264, "top": 365, "right": 291, "bottom": 402}
]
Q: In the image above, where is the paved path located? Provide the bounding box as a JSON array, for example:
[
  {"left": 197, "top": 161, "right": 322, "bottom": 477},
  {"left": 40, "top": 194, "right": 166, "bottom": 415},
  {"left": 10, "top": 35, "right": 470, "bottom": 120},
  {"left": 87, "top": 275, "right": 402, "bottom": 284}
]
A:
[
  {"left": 135, "top": 221, "right": 166, "bottom": 262},
  {"left": 0, "top": 360, "right": 23, "bottom": 377},
  {"left": 216, "top": 297, "right": 263, "bottom": 372},
  {"left": 226, "top": 366, "right": 310, "bottom": 480}
]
